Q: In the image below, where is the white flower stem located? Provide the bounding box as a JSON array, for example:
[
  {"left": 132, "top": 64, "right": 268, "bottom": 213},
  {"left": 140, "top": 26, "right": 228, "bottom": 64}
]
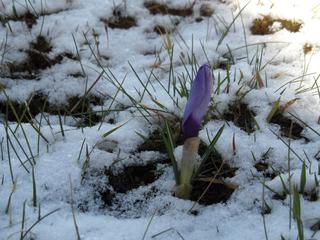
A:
[{"left": 176, "top": 137, "right": 200, "bottom": 199}]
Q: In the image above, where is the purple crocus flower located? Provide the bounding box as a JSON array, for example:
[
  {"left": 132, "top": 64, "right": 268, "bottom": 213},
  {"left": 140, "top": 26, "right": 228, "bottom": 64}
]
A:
[{"left": 182, "top": 64, "right": 212, "bottom": 139}]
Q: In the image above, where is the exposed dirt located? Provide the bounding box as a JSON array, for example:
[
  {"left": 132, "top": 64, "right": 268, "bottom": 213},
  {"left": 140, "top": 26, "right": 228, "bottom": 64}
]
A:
[
  {"left": 138, "top": 122, "right": 183, "bottom": 153},
  {"left": 1, "top": 11, "right": 38, "bottom": 29},
  {"left": 0, "top": 93, "right": 103, "bottom": 126},
  {"left": 190, "top": 144, "right": 237, "bottom": 205},
  {"left": 270, "top": 113, "right": 305, "bottom": 140},
  {"left": 31, "top": 35, "right": 52, "bottom": 53},
  {"left": 102, "top": 8, "right": 136, "bottom": 29},
  {"left": 106, "top": 163, "right": 160, "bottom": 193},
  {"left": 223, "top": 102, "right": 256, "bottom": 133},
  {"left": 253, "top": 148, "right": 278, "bottom": 179},
  {"left": 1, "top": 9, "right": 68, "bottom": 29},
  {"left": 303, "top": 189, "right": 318, "bottom": 202},
  {"left": 103, "top": 16, "right": 136, "bottom": 29},
  {"left": 93, "top": 160, "right": 164, "bottom": 211},
  {"left": 251, "top": 15, "right": 302, "bottom": 35},
  {"left": 200, "top": 3, "right": 214, "bottom": 17},
  {"left": 6, "top": 36, "right": 76, "bottom": 79},
  {"left": 311, "top": 220, "right": 320, "bottom": 232},
  {"left": 144, "top": 1, "right": 194, "bottom": 17}
]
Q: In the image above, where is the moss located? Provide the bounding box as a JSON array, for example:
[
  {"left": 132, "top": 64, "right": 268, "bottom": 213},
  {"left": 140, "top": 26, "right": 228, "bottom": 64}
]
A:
[
  {"left": 280, "top": 19, "right": 302, "bottom": 32},
  {"left": 251, "top": 15, "right": 302, "bottom": 35},
  {"left": 303, "top": 43, "right": 313, "bottom": 55},
  {"left": 251, "top": 15, "right": 274, "bottom": 35}
]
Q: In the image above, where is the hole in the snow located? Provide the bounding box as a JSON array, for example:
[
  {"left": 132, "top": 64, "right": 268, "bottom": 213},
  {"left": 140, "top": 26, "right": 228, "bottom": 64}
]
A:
[
  {"left": 270, "top": 113, "right": 306, "bottom": 140},
  {"left": 1, "top": 11, "right": 38, "bottom": 29},
  {"left": 272, "top": 193, "right": 287, "bottom": 201},
  {"left": 223, "top": 102, "right": 256, "bottom": 133},
  {"left": 190, "top": 143, "right": 237, "bottom": 205},
  {"left": 1, "top": 9, "right": 69, "bottom": 29},
  {"left": 80, "top": 149, "right": 169, "bottom": 217},
  {"left": 6, "top": 36, "right": 76, "bottom": 79},
  {"left": 0, "top": 94, "right": 103, "bottom": 127},
  {"left": 102, "top": 8, "right": 136, "bottom": 29},
  {"left": 303, "top": 189, "right": 318, "bottom": 202},
  {"left": 31, "top": 35, "right": 52, "bottom": 53},
  {"left": 199, "top": 3, "right": 214, "bottom": 17},
  {"left": 310, "top": 220, "right": 320, "bottom": 232},
  {"left": 195, "top": 17, "right": 203, "bottom": 22},
  {"left": 253, "top": 149, "right": 278, "bottom": 179},
  {"left": 144, "top": 1, "right": 193, "bottom": 17},
  {"left": 138, "top": 122, "right": 183, "bottom": 153},
  {"left": 106, "top": 163, "right": 160, "bottom": 194},
  {"left": 251, "top": 15, "right": 302, "bottom": 35}
]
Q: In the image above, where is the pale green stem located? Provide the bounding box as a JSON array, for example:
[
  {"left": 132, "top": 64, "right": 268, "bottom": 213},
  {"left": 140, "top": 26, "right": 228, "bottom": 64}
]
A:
[{"left": 176, "top": 137, "right": 200, "bottom": 199}]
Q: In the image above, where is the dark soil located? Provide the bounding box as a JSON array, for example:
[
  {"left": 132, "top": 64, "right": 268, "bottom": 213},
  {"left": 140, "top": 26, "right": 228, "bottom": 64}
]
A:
[
  {"left": 138, "top": 123, "right": 183, "bottom": 153},
  {"left": 251, "top": 15, "right": 302, "bottom": 35},
  {"left": 0, "top": 93, "right": 102, "bottom": 126},
  {"left": 102, "top": 8, "right": 136, "bottom": 29},
  {"left": 103, "top": 16, "right": 136, "bottom": 29},
  {"left": 106, "top": 163, "right": 160, "bottom": 193},
  {"left": 6, "top": 36, "right": 76, "bottom": 79},
  {"left": 144, "top": 1, "right": 193, "bottom": 17},
  {"left": 223, "top": 102, "right": 256, "bottom": 133},
  {"left": 254, "top": 161, "right": 269, "bottom": 172},
  {"left": 2, "top": 9, "right": 68, "bottom": 29},
  {"left": 253, "top": 148, "right": 277, "bottom": 178},
  {"left": 254, "top": 161, "right": 278, "bottom": 179},
  {"left": 95, "top": 161, "right": 163, "bottom": 210},
  {"left": 270, "top": 113, "right": 305, "bottom": 140},
  {"left": 31, "top": 35, "right": 52, "bottom": 53},
  {"left": 310, "top": 220, "right": 320, "bottom": 232},
  {"left": 200, "top": 3, "right": 214, "bottom": 17},
  {"left": 303, "top": 189, "right": 318, "bottom": 202},
  {"left": 1, "top": 11, "right": 38, "bottom": 29},
  {"left": 190, "top": 144, "right": 237, "bottom": 205}
]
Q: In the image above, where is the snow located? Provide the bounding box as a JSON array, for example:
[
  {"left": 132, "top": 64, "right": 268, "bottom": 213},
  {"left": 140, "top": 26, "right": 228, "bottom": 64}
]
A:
[{"left": 1, "top": 0, "right": 320, "bottom": 239}]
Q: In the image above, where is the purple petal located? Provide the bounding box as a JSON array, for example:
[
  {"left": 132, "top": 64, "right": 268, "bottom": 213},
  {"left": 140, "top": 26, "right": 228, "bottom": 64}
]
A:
[
  {"left": 183, "top": 113, "right": 201, "bottom": 139},
  {"left": 182, "top": 64, "right": 212, "bottom": 138}
]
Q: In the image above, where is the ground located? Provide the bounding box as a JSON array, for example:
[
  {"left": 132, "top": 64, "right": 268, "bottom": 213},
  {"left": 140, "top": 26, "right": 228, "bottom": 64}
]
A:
[{"left": 1, "top": 0, "right": 320, "bottom": 239}]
